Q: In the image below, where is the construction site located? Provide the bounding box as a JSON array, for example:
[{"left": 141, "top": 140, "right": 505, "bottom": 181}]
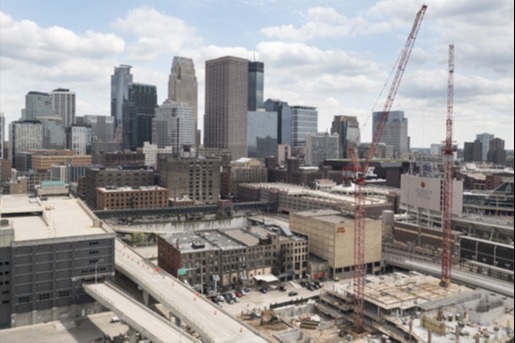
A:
[
  {"left": 236, "top": 272, "right": 513, "bottom": 342},
  {"left": 235, "top": 3, "right": 514, "bottom": 342}
]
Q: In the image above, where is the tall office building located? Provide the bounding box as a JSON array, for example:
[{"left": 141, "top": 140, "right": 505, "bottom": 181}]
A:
[
  {"left": 0, "top": 112, "right": 4, "bottom": 159},
  {"left": 372, "top": 110, "right": 409, "bottom": 159},
  {"left": 81, "top": 115, "right": 116, "bottom": 143},
  {"left": 38, "top": 116, "right": 66, "bottom": 150},
  {"left": 305, "top": 132, "right": 339, "bottom": 166},
  {"left": 248, "top": 62, "right": 264, "bottom": 111},
  {"left": 464, "top": 140, "right": 483, "bottom": 162},
  {"left": 152, "top": 100, "right": 195, "bottom": 151},
  {"left": 247, "top": 110, "right": 278, "bottom": 158},
  {"left": 476, "top": 133, "right": 494, "bottom": 161},
  {"left": 487, "top": 137, "right": 506, "bottom": 165},
  {"left": 168, "top": 57, "right": 198, "bottom": 144},
  {"left": 23, "top": 91, "right": 54, "bottom": 120},
  {"left": 123, "top": 83, "right": 157, "bottom": 150},
  {"left": 204, "top": 56, "right": 249, "bottom": 160},
  {"left": 111, "top": 65, "right": 133, "bottom": 126},
  {"left": 331, "top": 115, "right": 360, "bottom": 159},
  {"left": 51, "top": 88, "right": 76, "bottom": 128},
  {"left": 264, "top": 99, "right": 292, "bottom": 145},
  {"left": 291, "top": 106, "right": 318, "bottom": 147},
  {"left": 8, "top": 121, "right": 43, "bottom": 167},
  {"left": 67, "top": 125, "right": 92, "bottom": 155}
]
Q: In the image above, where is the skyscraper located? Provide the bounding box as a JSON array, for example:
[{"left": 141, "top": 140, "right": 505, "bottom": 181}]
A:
[
  {"left": 247, "top": 110, "right": 278, "bottom": 158},
  {"left": 305, "top": 132, "right": 339, "bottom": 167},
  {"left": 123, "top": 83, "right": 157, "bottom": 150},
  {"left": 372, "top": 110, "right": 409, "bottom": 159},
  {"left": 51, "top": 88, "right": 76, "bottom": 128},
  {"left": 38, "top": 116, "right": 66, "bottom": 150},
  {"left": 23, "top": 91, "right": 54, "bottom": 120},
  {"left": 111, "top": 65, "right": 133, "bottom": 126},
  {"left": 9, "top": 121, "right": 43, "bottom": 167},
  {"left": 82, "top": 115, "right": 116, "bottom": 143},
  {"left": 67, "top": 125, "right": 92, "bottom": 155},
  {"left": 264, "top": 99, "right": 292, "bottom": 145},
  {"left": 331, "top": 115, "right": 360, "bottom": 158},
  {"left": 291, "top": 105, "right": 318, "bottom": 147},
  {"left": 487, "top": 137, "right": 506, "bottom": 165},
  {"left": 0, "top": 112, "right": 4, "bottom": 159},
  {"left": 168, "top": 57, "right": 198, "bottom": 144},
  {"left": 248, "top": 61, "right": 264, "bottom": 111},
  {"left": 476, "top": 132, "right": 494, "bottom": 161},
  {"left": 464, "top": 140, "right": 483, "bottom": 162},
  {"left": 204, "top": 56, "right": 249, "bottom": 160},
  {"left": 152, "top": 100, "right": 195, "bottom": 151}
]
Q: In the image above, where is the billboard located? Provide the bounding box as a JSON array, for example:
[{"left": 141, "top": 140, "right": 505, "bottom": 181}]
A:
[{"left": 400, "top": 174, "right": 463, "bottom": 215}]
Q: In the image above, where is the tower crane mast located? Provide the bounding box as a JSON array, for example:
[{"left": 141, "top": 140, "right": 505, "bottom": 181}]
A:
[
  {"left": 349, "top": 5, "right": 427, "bottom": 333},
  {"left": 441, "top": 44, "right": 455, "bottom": 288}
]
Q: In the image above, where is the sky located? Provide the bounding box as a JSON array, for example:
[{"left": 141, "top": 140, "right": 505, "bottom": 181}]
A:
[{"left": 0, "top": 0, "right": 513, "bottom": 149}]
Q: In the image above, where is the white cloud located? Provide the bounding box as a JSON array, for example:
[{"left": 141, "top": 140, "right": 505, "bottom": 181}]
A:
[
  {"left": 112, "top": 7, "right": 201, "bottom": 61},
  {"left": 0, "top": 11, "right": 125, "bottom": 125},
  {"left": 0, "top": 12, "right": 124, "bottom": 65},
  {"left": 261, "top": 7, "right": 367, "bottom": 42}
]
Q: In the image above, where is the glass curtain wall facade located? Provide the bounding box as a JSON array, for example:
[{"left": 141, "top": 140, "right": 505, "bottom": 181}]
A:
[
  {"left": 372, "top": 110, "right": 409, "bottom": 159},
  {"left": 291, "top": 106, "right": 318, "bottom": 147},
  {"left": 168, "top": 57, "right": 198, "bottom": 143},
  {"left": 123, "top": 83, "right": 157, "bottom": 150},
  {"left": 111, "top": 65, "right": 133, "bottom": 126},
  {"left": 264, "top": 99, "right": 292, "bottom": 146},
  {"left": 248, "top": 62, "right": 264, "bottom": 111},
  {"left": 247, "top": 111, "right": 278, "bottom": 158},
  {"left": 152, "top": 100, "right": 195, "bottom": 152},
  {"left": 39, "top": 116, "right": 66, "bottom": 150},
  {"left": 23, "top": 91, "right": 54, "bottom": 121}
]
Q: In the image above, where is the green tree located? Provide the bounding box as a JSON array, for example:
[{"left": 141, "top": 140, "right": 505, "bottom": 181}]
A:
[{"left": 132, "top": 231, "right": 145, "bottom": 246}]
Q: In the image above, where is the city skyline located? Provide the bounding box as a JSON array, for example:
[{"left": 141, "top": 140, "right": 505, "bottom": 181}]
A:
[{"left": 0, "top": 0, "right": 513, "bottom": 149}]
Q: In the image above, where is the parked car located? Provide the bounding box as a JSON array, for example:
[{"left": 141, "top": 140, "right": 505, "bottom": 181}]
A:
[
  {"left": 235, "top": 291, "right": 243, "bottom": 297},
  {"left": 288, "top": 291, "right": 298, "bottom": 297},
  {"left": 279, "top": 285, "right": 286, "bottom": 291},
  {"left": 259, "top": 287, "right": 268, "bottom": 294}
]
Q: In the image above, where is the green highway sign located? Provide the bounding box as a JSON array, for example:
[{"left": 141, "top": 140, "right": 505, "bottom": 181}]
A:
[{"left": 178, "top": 268, "right": 187, "bottom": 276}]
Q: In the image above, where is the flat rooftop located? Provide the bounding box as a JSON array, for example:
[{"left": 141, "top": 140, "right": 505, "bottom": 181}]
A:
[
  {"left": 98, "top": 185, "right": 167, "bottom": 193},
  {"left": 223, "top": 228, "right": 261, "bottom": 246},
  {"left": 0, "top": 195, "right": 106, "bottom": 241},
  {"left": 334, "top": 272, "right": 474, "bottom": 311},
  {"left": 160, "top": 232, "right": 218, "bottom": 253}
]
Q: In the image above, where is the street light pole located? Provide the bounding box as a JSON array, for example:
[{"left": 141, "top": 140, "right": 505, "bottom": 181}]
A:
[
  {"left": 95, "top": 259, "right": 104, "bottom": 289},
  {"left": 197, "top": 263, "right": 204, "bottom": 295}
]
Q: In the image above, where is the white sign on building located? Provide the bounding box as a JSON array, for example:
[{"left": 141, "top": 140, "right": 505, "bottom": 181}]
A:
[{"left": 400, "top": 174, "right": 463, "bottom": 215}]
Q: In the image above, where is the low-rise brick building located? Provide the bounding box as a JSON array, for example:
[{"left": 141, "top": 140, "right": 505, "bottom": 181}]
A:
[{"left": 95, "top": 185, "right": 169, "bottom": 210}]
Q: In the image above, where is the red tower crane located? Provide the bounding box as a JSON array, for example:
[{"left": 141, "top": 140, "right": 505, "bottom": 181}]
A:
[
  {"left": 349, "top": 5, "right": 428, "bottom": 333},
  {"left": 441, "top": 44, "right": 455, "bottom": 288}
]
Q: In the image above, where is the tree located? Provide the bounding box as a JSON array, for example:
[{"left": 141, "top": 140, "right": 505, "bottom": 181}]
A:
[{"left": 131, "top": 231, "right": 145, "bottom": 246}]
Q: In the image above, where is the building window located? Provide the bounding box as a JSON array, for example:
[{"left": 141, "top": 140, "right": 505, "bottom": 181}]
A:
[
  {"left": 18, "top": 296, "right": 31, "bottom": 304},
  {"left": 39, "top": 293, "right": 51, "bottom": 301}
]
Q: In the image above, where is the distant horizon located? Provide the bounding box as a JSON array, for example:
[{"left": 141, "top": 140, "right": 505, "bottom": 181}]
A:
[{"left": 1, "top": 1, "right": 513, "bottom": 149}]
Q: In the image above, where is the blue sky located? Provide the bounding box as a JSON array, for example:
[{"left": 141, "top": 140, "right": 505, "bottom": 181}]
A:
[{"left": 1, "top": 0, "right": 513, "bottom": 148}]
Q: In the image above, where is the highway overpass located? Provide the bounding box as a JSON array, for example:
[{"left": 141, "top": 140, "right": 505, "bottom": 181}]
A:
[
  {"left": 83, "top": 282, "right": 196, "bottom": 343},
  {"left": 114, "top": 239, "right": 268, "bottom": 343}
]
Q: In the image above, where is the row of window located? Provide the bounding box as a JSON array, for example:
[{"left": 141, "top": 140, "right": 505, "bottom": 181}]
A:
[{"left": 17, "top": 290, "right": 71, "bottom": 304}]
